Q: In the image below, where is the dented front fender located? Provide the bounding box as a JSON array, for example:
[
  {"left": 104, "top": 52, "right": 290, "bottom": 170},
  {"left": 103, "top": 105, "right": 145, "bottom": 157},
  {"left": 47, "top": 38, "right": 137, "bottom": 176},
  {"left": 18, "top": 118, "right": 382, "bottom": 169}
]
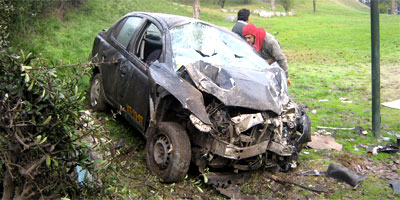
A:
[{"left": 149, "top": 61, "right": 211, "bottom": 125}]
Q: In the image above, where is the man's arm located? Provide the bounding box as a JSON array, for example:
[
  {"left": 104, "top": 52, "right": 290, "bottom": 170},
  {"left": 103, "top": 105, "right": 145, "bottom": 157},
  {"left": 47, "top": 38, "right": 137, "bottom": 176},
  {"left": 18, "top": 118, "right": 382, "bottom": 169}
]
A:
[{"left": 269, "top": 39, "right": 289, "bottom": 77}]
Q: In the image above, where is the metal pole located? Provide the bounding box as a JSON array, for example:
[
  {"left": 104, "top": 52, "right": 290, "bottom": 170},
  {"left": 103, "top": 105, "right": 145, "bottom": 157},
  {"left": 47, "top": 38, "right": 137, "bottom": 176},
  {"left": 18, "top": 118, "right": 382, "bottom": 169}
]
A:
[{"left": 371, "top": 0, "right": 380, "bottom": 137}]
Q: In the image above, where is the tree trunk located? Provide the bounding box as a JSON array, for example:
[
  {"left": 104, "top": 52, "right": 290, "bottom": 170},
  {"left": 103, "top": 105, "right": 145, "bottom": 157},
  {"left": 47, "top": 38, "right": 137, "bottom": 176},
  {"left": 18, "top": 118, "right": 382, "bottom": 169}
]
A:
[
  {"left": 2, "top": 145, "right": 19, "bottom": 200},
  {"left": 271, "top": 0, "right": 275, "bottom": 11},
  {"left": 219, "top": 0, "right": 225, "bottom": 8},
  {"left": 193, "top": 0, "right": 201, "bottom": 19},
  {"left": 391, "top": 0, "right": 396, "bottom": 15},
  {"left": 313, "top": 0, "right": 316, "bottom": 13}
]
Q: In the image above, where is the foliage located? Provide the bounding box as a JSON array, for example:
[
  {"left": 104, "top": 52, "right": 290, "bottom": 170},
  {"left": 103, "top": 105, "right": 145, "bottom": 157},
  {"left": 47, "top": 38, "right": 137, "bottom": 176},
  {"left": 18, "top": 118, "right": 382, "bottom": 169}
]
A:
[
  {"left": 379, "top": 2, "right": 390, "bottom": 13},
  {"left": 278, "top": 0, "right": 295, "bottom": 12},
  {"left": 7, "top": 0, "right": 86, "bottom": 19},
  {"left": 0, "top": 50, "right": 98, "bottom": 199},
  {"left": 218, "top": 0, "right": 226, "bottom": 8},
  {"left": 0, "top": 0, "right": 13, "bottom": 48},
  {"left": 2, "top": 0, "right": 86, "bottom": 48}
]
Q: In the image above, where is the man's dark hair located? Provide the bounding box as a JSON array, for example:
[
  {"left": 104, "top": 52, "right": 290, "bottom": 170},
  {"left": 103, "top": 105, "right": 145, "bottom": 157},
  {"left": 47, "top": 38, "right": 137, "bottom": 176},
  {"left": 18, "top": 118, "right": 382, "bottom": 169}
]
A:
[{"left": 237, "top": 9, "right": 250, "bottom": 21}]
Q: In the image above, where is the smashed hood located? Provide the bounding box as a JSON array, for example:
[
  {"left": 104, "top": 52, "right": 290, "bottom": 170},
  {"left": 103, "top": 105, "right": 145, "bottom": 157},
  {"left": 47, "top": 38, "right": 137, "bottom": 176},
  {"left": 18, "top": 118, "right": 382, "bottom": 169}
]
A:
[{"left": 183, "top": 61, "right": 290, "bottom": 114}]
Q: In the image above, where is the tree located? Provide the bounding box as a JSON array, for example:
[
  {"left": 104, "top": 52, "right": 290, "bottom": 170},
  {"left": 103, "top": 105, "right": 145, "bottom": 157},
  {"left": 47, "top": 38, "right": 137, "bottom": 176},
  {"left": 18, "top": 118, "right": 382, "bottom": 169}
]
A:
[
  {"left": 313, "top": 0, "right": 316, "bottom": 13},
  {"left": 278, "top": 0, "right": 294, "bottom": 12},
  {"left": 219, "top": 0, "right": 226, "bottom": 8},
  {"left": 271, "top": 0, "right": 275, "bottom": 11},
  {"left": 391, "top": 0, "right": 396, "bottom": 14},
  {"left": 193, "top": 0, "right": 201, "bottom": 19}
]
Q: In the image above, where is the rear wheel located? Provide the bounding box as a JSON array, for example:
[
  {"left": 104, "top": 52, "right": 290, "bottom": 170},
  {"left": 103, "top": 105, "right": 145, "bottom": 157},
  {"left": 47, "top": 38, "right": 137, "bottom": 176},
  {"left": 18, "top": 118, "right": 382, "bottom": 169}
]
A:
[
  {"left": 146, "top": 122, "right": 191, "bottom": 182},
  {"left": 89, "top": 73, "right": 107, "bottom": 111}
]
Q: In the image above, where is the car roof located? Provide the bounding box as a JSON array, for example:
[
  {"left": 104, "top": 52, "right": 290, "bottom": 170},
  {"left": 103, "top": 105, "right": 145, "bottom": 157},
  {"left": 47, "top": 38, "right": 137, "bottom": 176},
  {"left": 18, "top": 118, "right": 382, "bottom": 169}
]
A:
[{"left": 123, "top": 12, "right": 206, "bottom": 30}]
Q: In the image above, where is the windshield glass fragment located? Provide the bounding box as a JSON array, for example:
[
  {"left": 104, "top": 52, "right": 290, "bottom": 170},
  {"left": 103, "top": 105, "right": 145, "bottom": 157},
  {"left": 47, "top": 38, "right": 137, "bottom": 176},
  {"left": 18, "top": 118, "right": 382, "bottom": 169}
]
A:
[{"left": 170, "top": 22, "right": 269, "bottom": 71}]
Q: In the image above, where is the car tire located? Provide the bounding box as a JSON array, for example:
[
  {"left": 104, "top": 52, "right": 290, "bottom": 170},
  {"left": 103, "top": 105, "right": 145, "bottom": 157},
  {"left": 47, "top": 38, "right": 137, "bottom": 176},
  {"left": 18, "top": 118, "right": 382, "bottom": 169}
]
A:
[
  {"left": 146, "top": 122, "right": 191, "bottom": 182},
  {"left": 89, "top": 73, "right": 107, "bottom": 111}
]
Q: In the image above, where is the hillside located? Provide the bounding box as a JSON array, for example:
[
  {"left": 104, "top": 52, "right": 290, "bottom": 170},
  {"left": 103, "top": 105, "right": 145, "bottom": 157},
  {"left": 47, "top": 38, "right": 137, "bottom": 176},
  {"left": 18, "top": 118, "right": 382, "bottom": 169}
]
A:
[{"left": 9, "top": 0, "right": 400, "bottom": 199}]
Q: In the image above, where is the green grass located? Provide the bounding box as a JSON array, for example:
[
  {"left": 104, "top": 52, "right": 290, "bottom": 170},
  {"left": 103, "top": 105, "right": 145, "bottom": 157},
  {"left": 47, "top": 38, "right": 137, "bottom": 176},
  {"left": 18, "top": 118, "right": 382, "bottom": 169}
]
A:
[{"left": 10, "top": 0, "right": 400, "bottom": 199}]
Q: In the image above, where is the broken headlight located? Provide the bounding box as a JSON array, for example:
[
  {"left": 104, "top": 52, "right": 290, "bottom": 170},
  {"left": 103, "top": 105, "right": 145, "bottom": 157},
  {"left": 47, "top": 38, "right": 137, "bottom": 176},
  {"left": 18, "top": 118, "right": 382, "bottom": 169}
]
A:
[{"left": 190, "top": 114, "right": 212, "bottom": 132}]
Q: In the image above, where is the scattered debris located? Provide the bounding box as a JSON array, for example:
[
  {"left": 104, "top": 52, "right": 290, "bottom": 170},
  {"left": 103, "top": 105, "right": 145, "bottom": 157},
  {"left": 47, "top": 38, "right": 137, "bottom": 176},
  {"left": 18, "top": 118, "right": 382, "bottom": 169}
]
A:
[
  {"left": 371, "top": 145, "right": 399, "bottom": 155},
  {"left": 76, "top": 165, "right": 92, "bottom": 185},
  {"left": 339, "top": 97, "right": 353, "bottom": 103},
  {"left": 307, "top": 135, "right": 343, "bottom": 151},
  {"left": 311, "top": 109, "right": 317, "bottom": 114},
  {"left": 297, "top": 163, "right": 367, "bottom": 187},
  {"left": 265, "top": 174, "right": 334, "bottom": 193},
  {"left": 354, "top": 126, "right": 365, "bottom": 135},
  {"left": 357, "top": 144, "right": 370, "bottom": 150},
  {"left": 362, "top": 157, "right": 400, "bottom": 180},
  {"left": 206, "top": 172, "right": 258, "bottom": 199},
  {"left": 314, "top": 129, "right": 332, "bottom": 136},
  {"left": 297, "top": 170, "right": 323, "bottom": 176},
  {"left": 382, "top": 99, "right": 400, "bottom": 110},
  {"left": 216, "top": 185, "right": 259, "bottom": 200},
  {"left": 316, "top": 126, "right": 367, "bottom": 135},
  {"left": 303, "top": 151, "right": 310, "bottom": 155},
  {"left": 325, "top": 163, "right": 367, "bottom": 187},
  {"left": 319, "top": 99, "right": 329, "bottom": 102},
  {"left": 316, "top": 126, "right": 356, "bottom": 131},
  {"left": 389, "top": 180, "right": 400, "bottom": 194}
]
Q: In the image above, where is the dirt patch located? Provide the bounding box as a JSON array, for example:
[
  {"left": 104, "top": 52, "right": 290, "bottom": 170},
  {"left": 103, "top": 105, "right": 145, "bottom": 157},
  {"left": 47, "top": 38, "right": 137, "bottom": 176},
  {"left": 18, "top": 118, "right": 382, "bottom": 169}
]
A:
[
  {"left": 238, "top": 151, "right": 400, "bottom": 199},
  {"left": 381, "top": 65, "right": 400, "bottom": 102}
]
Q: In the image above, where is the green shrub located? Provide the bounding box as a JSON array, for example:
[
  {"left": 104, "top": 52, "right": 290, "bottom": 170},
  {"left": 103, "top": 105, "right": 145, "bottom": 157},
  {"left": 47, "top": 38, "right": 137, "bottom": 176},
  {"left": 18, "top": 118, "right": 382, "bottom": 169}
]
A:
[
  {"left": 0, "top": 50, "right": 97, "bottom": 199},
  {"left": 379, "top": 2, "right": 389, "bottom": 13},
  {"left": 278, "top": 0, "right": 294, "bottom": 12}
]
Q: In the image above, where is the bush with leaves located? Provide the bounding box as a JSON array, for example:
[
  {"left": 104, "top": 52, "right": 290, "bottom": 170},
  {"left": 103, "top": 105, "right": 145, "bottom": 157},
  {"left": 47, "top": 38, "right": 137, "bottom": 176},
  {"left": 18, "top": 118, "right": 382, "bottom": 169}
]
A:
[
  {"left": 278, "top": 0, "right": 294, "bottom": 12},
  {"left": 0, "top": 50, "right": 99, "bottom": 199}
]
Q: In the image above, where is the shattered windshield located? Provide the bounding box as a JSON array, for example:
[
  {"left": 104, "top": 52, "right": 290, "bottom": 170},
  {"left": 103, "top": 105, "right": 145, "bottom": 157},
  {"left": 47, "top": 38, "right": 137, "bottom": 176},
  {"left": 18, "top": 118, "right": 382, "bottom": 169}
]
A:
[{"left": 170, "top": 22, "right": 269, "bottom": 71}]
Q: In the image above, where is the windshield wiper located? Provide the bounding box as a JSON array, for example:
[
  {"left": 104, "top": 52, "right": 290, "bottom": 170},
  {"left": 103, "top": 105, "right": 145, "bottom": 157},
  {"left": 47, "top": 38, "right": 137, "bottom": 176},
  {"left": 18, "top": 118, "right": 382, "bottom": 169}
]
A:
[
  {"left": 234, "top": 54, "right": 243, "bottom": 58},
  {"left": 195, "top": 49, "right": 217, "bottom": 57}
]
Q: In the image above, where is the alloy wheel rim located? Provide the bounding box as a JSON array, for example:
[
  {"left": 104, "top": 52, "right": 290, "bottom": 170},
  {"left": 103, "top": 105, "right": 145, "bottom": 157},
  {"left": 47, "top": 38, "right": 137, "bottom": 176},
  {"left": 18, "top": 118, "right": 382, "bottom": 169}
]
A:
[
  {"left": 153, "top": 135, "right": 171, "bottom": 169},
  {"left": 90, "top": 79, "right": 100, "bottom": 107}
]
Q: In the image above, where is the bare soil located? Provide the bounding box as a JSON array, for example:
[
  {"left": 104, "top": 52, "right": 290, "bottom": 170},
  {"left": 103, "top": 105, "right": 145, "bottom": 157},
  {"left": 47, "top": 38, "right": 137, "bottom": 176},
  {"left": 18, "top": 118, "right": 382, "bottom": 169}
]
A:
[{"left": 381, "top": 65, "right": 400, "bottom": 102}]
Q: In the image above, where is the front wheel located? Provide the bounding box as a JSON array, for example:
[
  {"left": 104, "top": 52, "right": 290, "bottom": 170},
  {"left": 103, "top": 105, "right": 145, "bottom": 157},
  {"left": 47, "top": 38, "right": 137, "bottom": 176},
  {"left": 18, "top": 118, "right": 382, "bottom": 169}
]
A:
[
  {"left": 146, "top": 122, "right": 191, "bottom": 182},
  {"left": 89, "top": 73, "right": 107, "bottom": 111}
]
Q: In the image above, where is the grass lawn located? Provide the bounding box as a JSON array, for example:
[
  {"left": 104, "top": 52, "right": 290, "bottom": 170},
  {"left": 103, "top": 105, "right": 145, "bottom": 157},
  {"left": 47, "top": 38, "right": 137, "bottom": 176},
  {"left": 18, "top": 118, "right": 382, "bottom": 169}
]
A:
[{"left": 11, "top": 0, "right": 400, "bottom": 199}]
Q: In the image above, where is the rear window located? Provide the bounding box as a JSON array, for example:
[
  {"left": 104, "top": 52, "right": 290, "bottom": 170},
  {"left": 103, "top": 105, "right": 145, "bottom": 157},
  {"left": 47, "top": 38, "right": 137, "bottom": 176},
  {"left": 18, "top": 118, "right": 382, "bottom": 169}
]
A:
[{"left": 115, "top": 17, "right": 142, "bottom": 48}]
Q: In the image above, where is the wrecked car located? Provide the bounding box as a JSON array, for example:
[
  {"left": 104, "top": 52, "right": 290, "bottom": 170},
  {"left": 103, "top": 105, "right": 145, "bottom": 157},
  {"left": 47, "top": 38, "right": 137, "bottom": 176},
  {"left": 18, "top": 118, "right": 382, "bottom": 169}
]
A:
[{"left": 89, "top": 12, "right": 311, "bottom": 182}]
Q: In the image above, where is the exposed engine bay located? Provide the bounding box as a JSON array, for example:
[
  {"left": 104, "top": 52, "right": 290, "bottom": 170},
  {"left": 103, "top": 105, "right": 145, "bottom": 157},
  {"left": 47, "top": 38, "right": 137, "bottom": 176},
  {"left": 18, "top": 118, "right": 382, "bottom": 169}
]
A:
[{"left": 188, "top": 97, "right": 310, "bottom": 173}]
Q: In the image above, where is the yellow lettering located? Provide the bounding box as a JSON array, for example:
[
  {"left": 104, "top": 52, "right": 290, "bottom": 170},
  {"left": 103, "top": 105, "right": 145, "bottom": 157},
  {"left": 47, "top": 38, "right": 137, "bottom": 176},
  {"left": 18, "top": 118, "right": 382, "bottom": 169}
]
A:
[
  {"left": 126, "top": 104, "right": 132, "bottom": 113},
  {"left": 126, "top": 104, "right": 143, "bottom": 125},
  {"left": 138, "top": 115, "right": 143, "bottom": 124}
]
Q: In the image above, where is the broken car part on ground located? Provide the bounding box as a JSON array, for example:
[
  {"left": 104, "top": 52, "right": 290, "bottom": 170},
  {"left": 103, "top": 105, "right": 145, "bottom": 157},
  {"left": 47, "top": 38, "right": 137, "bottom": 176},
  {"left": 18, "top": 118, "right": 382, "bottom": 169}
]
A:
[{"left": 89, "top": 12, "right": 311, "bottom": 183}]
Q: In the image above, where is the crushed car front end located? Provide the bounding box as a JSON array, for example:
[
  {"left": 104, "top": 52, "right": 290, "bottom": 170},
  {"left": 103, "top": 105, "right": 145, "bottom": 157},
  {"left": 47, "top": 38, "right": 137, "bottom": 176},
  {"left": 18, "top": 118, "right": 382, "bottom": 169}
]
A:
[
  {"left": 180, "top": 61, "right": 311, "bottom": 172},
  {"left": 189, "top": 98, "right": 311, "bottom": 172}
]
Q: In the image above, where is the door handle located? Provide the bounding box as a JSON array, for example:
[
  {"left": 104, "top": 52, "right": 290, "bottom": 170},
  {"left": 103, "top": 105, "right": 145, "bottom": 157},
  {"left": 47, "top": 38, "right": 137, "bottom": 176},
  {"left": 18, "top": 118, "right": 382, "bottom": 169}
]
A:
[{"left": 119, "top": 60, "right": 127, "bottom": 77}]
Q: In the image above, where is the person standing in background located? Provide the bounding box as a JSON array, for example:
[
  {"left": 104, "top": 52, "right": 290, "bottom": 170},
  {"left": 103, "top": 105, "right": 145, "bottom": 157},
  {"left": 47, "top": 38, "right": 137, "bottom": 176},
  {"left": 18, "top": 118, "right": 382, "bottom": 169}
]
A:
[{"left": 232, "top": 9, "right": 250, "bottom": 39}]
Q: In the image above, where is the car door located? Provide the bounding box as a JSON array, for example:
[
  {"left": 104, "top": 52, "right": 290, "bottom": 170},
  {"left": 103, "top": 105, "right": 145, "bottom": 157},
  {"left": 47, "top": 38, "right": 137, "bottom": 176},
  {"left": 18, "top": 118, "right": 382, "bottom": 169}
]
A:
[
  {"left": 101, "top": 16, "right": 144, "bottom": 106},
  {"left": 119, "top": 19, "right": 164, "bottom": 132}
]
